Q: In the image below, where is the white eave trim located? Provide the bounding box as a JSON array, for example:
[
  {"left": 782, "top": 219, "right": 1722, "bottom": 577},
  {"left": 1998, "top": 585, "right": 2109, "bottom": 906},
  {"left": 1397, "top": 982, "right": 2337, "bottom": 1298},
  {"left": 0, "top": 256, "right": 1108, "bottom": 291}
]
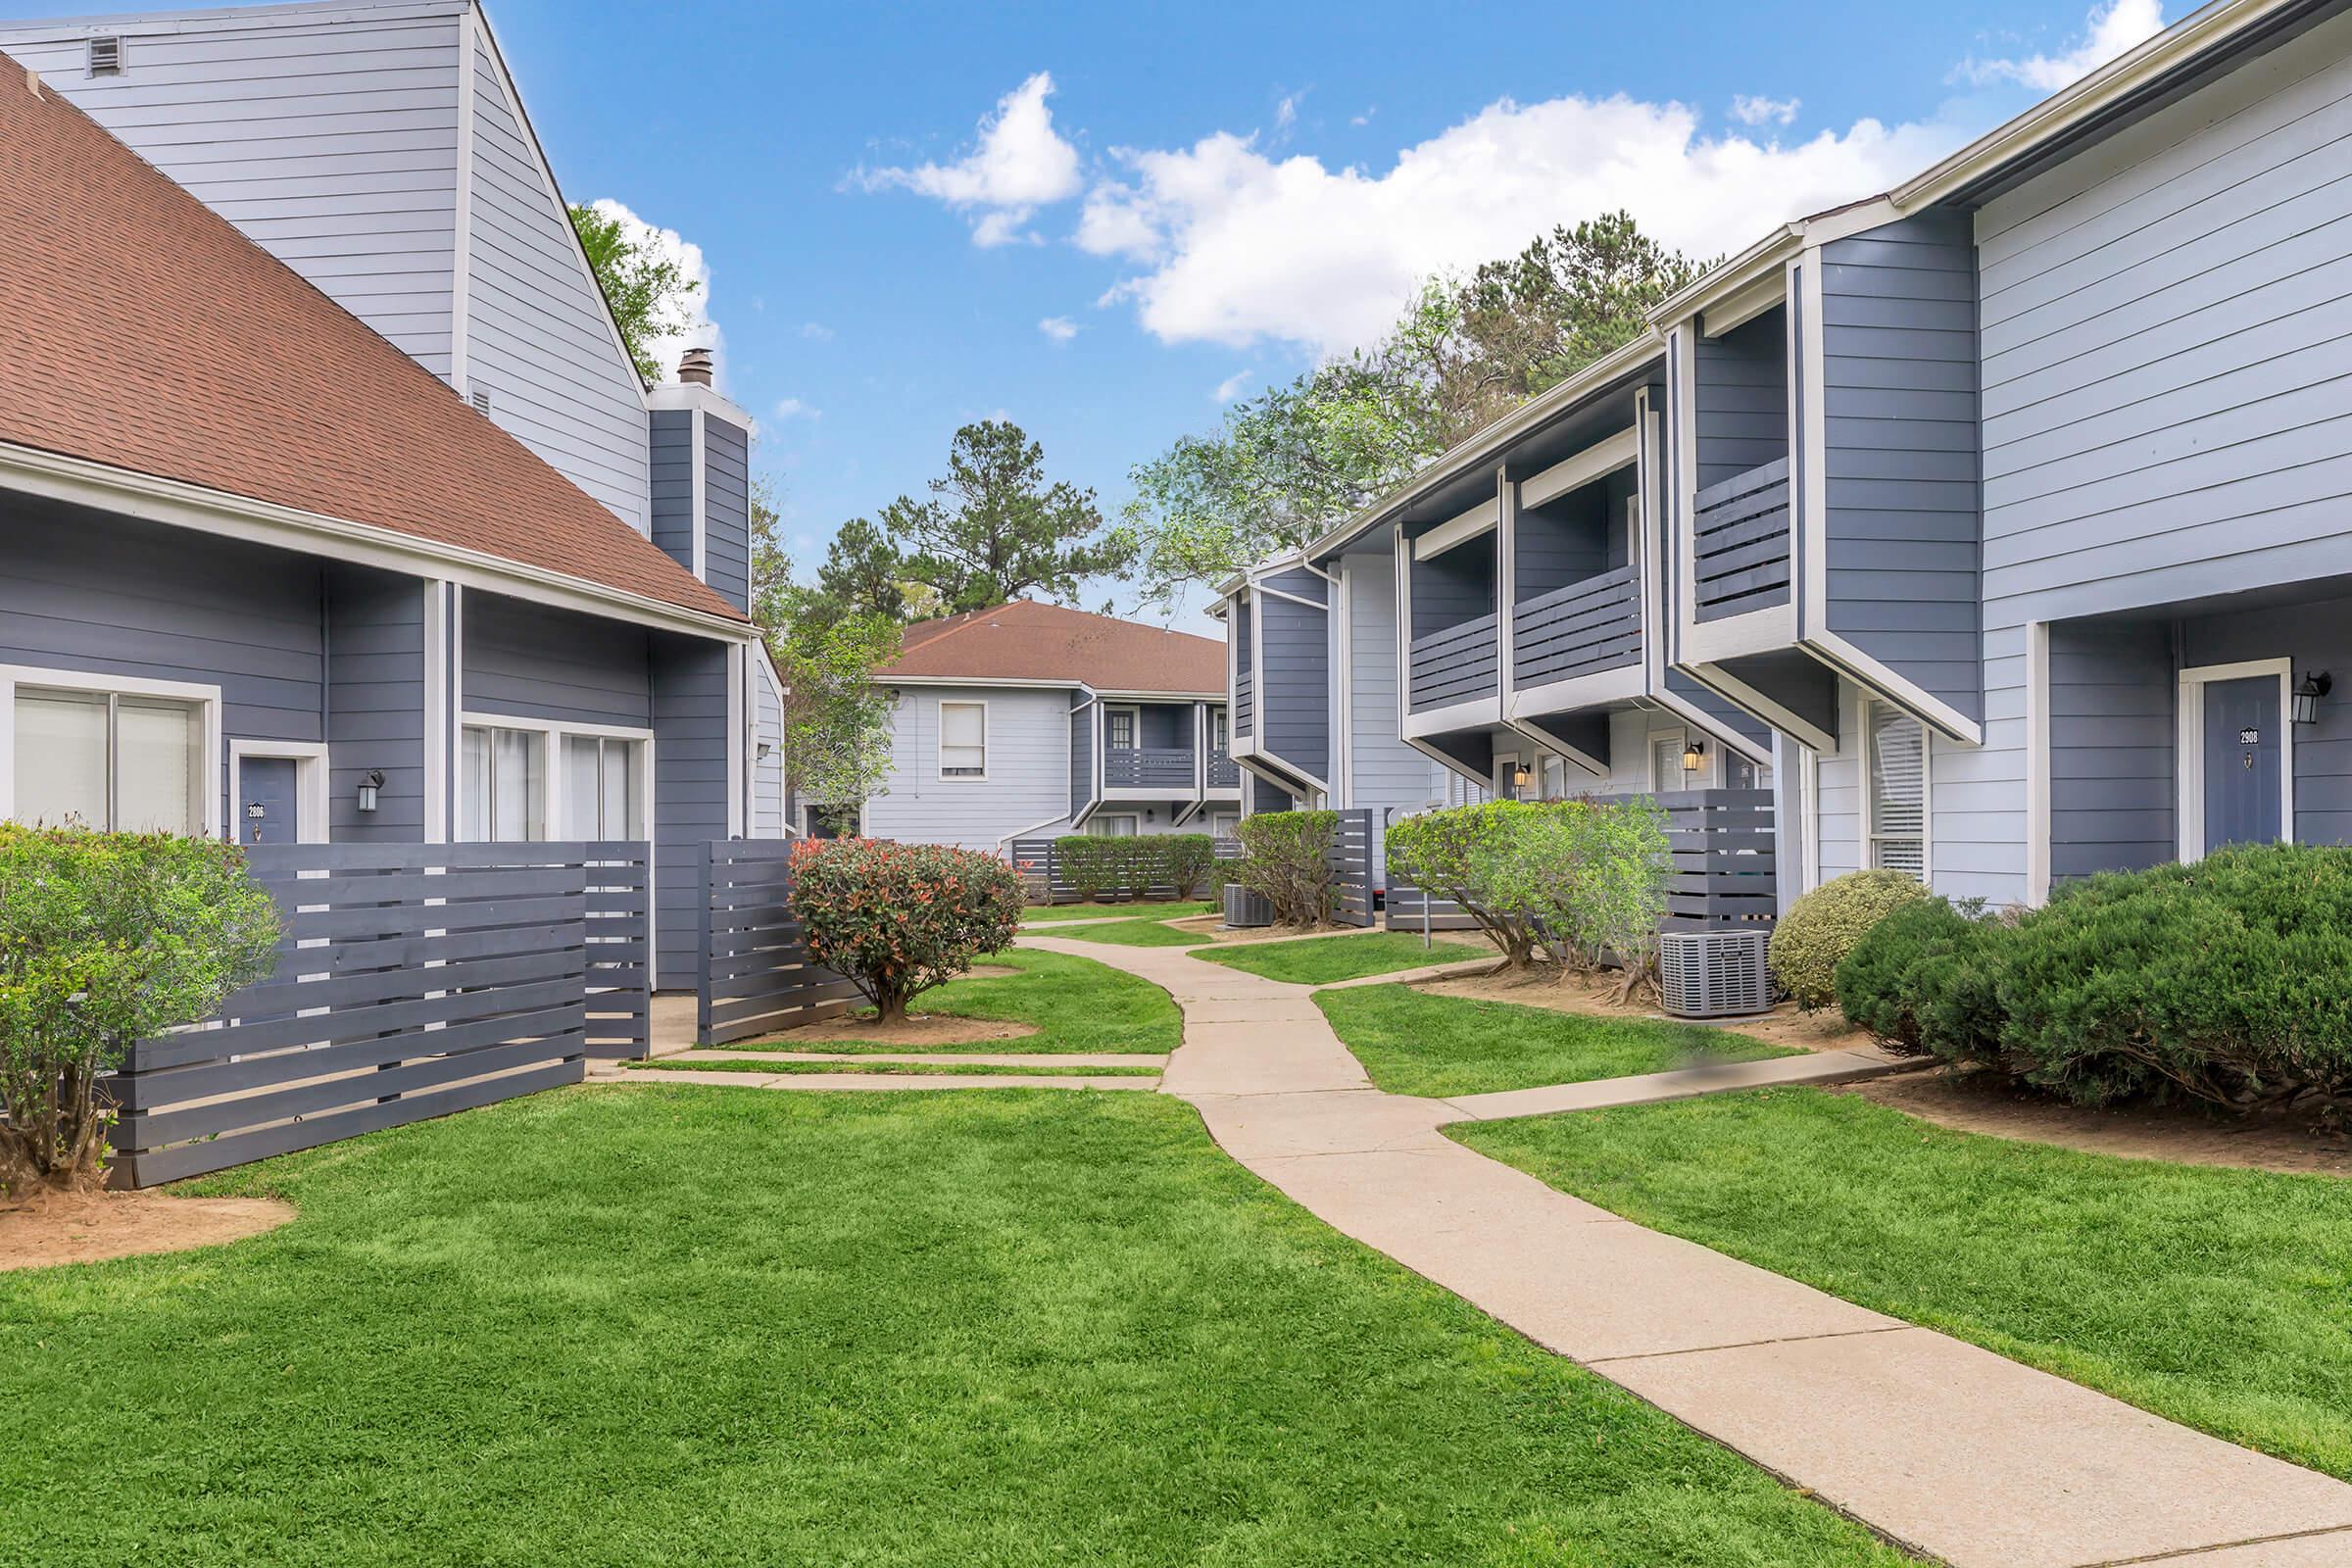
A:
[
  {"left": 646, "top": 380, "right": 755, "bottom": 427},
  {"left": 1519, "top": 427, "right": 1640, "bottom": 512},
  {"left": 1412, "top": 497, "right": 1500, "bottom": 562},
  {"left": 0, "top": 441, "right": 753, "bottom": 643}
]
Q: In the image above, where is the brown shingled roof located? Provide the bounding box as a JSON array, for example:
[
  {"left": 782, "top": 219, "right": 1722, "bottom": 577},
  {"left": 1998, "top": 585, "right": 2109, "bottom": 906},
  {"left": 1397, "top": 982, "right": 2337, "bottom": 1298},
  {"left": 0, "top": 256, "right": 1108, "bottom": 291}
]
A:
[
  {"left": 0, "top": 56, "right": 740, "bottom": 622},
  {"left": 877, "top": 601, "right": 1226, "bottom": 694}
]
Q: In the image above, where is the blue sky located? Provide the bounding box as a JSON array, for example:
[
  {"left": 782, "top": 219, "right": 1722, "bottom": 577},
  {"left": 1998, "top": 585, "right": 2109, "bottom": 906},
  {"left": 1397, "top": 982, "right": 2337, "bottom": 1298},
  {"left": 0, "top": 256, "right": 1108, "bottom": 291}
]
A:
[{"left": 40, "top": 0, "right": 2172, "bottom": 626}]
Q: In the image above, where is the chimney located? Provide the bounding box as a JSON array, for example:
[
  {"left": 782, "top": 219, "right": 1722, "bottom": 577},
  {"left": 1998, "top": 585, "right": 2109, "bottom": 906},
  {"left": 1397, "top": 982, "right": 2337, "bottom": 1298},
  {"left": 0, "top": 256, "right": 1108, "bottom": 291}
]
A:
[{"left": 677, "top": 347, "right": 714, "bottom": 386}]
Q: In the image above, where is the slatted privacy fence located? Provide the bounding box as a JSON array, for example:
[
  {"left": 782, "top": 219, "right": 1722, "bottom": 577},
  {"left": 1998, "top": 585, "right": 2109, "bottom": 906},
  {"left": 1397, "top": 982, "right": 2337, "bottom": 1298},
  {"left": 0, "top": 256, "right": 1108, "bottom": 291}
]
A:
[
  {"left": 1326, "top": 808, "right": 1376, "bottom": 927},
  {"left": 1385, "top": 879, "right": 1480, "bottom": 932},
  {"left": 1008, "top": 836, "right": 1243, "bottom": 906},
  {"left": 1407, "top": 612, "right": 1500, "bottom": 711},
  {"left": 1596, "top": 788, "right": 1779, "bottom": 926},
  {"left": 107, "top": 840, "right": 649, "bottom": 1189},
  {"left": 1691, "top": 458, "right": 1792, "bottom": 622},
  {"left": 698, "top": 839, "right": 862, "bottom": 1046}
]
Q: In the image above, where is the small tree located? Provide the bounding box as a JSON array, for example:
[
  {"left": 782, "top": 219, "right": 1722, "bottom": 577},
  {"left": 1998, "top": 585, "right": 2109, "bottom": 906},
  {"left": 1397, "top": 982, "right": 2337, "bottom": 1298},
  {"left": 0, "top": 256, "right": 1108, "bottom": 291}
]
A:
[
  {"left": 1165, "top": 834, "right": 1215, "bottom": 901},
  {"left": 788, "top": 839, "right": 1023, "bottom": 1022},
  {"left": 1231, "top": 810, "right": 1338, "bottom": 927},
  {"left": 1384, "top": 802, "right": 1544, "bottom": 966},
  {"left": 0, "top": 826, "right": 280, "bottom": 1194},
  {"left": 1485, "top": 801, "right": 1671, "bottom": 1002}
]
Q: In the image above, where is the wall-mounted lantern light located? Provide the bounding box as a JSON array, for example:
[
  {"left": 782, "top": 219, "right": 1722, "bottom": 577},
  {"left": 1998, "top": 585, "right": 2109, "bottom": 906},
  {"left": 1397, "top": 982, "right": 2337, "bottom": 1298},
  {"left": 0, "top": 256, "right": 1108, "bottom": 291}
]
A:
[
  {"left": 1681, "top": 738, "right": 1707, "bottom": 773},
  {"left": 357, "top": 768, "right": 384, "bottom": 813},
  {"left": 1511, "top": 760, "right": 1533, "bottom": 795},
  {"left": 2294, "top": 671, "right": 2331, "bottom": 726}
]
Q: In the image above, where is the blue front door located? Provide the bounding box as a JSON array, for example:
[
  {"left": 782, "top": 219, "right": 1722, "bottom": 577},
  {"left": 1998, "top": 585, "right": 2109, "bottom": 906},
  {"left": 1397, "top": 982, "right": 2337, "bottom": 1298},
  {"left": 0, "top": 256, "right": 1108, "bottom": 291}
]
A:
[
  {"left": 239, "top": 757, "right": 299, "bottom": 846},
  {"left": 2202, "top": 676, "right": 2282, "bottom": 853}
]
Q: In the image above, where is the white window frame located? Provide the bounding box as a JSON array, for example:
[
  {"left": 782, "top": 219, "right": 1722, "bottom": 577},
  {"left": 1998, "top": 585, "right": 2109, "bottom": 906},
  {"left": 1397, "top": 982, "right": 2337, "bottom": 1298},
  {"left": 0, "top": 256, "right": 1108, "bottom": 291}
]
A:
[
  {"left": 228, "top": 739, "right": 330, "bottom": 845},
  {"left": 0, "top": 663, "right": 224, "bottom": 838},
  {"left": 459, "top": 711, "right": 654, "bottom": 844},
  {"left": 937, "top": 699, "right": 989, "bottom": 780},
  {"left": 1090, "top": 812, "right": 1141, "bottom": 837},
  {"left": 2177, "top": 659, "right": 2295, "bottom": 863},
  {"left": 1210, "top": 707, "right": 1229, "bottom": 752},
  {"left": 1861, "top": 698, "right": 1931, "bottom": 882},
  {"left": 1104, "top": 704, "right": 1141, "bottom": 752}
]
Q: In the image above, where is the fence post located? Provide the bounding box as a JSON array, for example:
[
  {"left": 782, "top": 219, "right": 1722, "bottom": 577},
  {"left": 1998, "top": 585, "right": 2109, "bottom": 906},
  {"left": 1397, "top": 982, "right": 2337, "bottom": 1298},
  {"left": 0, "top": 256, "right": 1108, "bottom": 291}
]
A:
[{"left": 697, "top": 839, "right": 715, "bottom": 1046}]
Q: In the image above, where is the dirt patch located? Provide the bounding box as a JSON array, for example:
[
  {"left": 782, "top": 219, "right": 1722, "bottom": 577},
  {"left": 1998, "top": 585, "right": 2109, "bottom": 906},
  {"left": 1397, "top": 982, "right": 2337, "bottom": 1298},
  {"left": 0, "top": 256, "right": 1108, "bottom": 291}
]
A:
[
  {"left": 744, "top": 1014, "right": 1039, "bottom": 1049},
  {"left": 1841, "top": 1068, "right": 2352, "bottom": 1178},
  {"left": 962, "top": 964, "right": 1019, "bottom": 979},
  {"left": 0, "top": 1190, "right": 294, "bottom": 1272},
  {"left": 1410, "top": 967, "right": 1875, "bottom": 1054}
]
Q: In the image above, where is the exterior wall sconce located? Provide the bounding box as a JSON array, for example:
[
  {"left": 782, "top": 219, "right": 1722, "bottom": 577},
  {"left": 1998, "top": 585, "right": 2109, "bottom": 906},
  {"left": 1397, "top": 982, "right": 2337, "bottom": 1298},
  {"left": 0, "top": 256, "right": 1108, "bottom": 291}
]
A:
[
  {"left": 356, "top": 768, "right": 384, "bottom": 813},
  {"left": 2293, "top": 671, "right": 2331, "bottom": 726},
  {"left": 1511, "top": 761, "right": 1533, "bottom": 795},
  {"left": 1682, "top": 739, "right": 1707, "bottom": 773}
]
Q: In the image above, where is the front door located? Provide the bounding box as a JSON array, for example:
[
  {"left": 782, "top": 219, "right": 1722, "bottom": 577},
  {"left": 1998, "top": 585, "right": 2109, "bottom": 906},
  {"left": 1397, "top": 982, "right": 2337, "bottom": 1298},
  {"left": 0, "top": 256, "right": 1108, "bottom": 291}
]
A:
[
  {"left": 239, "top": 757, "right": 299, "bottom": 846},
  {"left": 2203, "top": 675, "right": 2282, "bottom": 851}
]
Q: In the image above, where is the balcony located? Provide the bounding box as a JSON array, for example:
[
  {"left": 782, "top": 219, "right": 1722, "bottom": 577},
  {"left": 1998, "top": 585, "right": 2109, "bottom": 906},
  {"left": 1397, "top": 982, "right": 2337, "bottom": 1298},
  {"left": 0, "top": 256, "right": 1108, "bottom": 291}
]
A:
[
  {"left": 1233, "top": 666, "right": 1254, "bottom": 735},
  {"left": 1102, "top": 746, "right": 1197, "bottom": 789},
  {"left": 1691, "top": 457, "right": 1791, "bottom": 622},
  {"left": 1408, "top": 612, "right": 1499, "bottom": 711},
  {"left": 1206, "top": 751, "right": 1240, "bottom": 790},
  {"left": 1513, "top": 564, "right": 1640, "bottom": 688}
]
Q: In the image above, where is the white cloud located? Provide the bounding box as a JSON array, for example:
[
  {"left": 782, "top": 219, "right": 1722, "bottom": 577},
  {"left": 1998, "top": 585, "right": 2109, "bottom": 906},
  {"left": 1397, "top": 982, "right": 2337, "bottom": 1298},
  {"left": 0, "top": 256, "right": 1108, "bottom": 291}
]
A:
[
  {"left": 1213, "top": 369, "right": 1252, "bottom": 402},
  {"left": 1956, "top": 0, "right": 2166, "bottom": 92},
  {"left": 1275, "top": 94, "right": 1299, "bottom": 131},
  {"left": 1730, "top": 93, "right": 1800, "bottom": 126},
  {"left": 1075, "top": 94, "right": 1972, "bottom": 357},
  {"left": 585, "top": 197, "right": 719, "bottom": 385},
  {"left": 799, "top": 321, "right": 834, "bottom": 341},
  {"left": 853, "top": 71, "right": 1083, "bottom": 247},
  {"left": 1350, "top": 107, "right": 1375, "bottom": 127},
  {"left": 1038, "top": 316, "right": 1080, "bottom": 342},
  {"left": 773, "top": 397, "right": 819, "bottom": 420}
]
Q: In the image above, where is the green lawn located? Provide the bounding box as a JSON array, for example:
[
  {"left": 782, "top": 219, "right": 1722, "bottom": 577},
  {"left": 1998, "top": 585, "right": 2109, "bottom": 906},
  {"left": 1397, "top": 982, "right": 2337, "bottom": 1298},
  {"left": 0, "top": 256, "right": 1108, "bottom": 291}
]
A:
[
  {"left": 626, "top": 1057, "right": 1161, "bottom": 1077},
  {"left": 1021, "top": 900, "right": 1215, "bottom": 923},
  {"left": 0, "top": 1088, "right": 1907, "bottom": 1565},
  {"left": 1318, "top": 984, "right": 1799, "bottom": 1098},
  {"left": 1048, "top": 916, "right": 1205, "bottom": 947},
  {"left": 1456, "top": 1088, "right": 2352, "bottom": 1483},
  {"left": 1198, "top": 929, "right": 1489, "bottom": 985},
  {"left": 733, "top": 947, "right": 1182, "bottom": 1055}
]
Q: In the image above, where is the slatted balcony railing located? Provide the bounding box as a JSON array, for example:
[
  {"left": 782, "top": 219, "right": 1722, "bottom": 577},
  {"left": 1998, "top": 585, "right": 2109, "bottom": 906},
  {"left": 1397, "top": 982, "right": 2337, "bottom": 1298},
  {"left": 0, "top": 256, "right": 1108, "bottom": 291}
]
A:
[
  {"left": 1102, "top": 746, "right": 1197, "bottom": 788},
  {"left": 1691, "top": 457, "right": 1791, "bottom": 621},
  {"left": 1407, "top": 612, "right": 1499, "bottom": 711},
  {"left": 1234, "top": 668, "right": 1254, "bottom": 735},
  {"left": 1206, "top": 751, "right": 1241, "bottom": 789},
  {"left": 1513, "top": 564, "right": 1641, "bottom": 688}
]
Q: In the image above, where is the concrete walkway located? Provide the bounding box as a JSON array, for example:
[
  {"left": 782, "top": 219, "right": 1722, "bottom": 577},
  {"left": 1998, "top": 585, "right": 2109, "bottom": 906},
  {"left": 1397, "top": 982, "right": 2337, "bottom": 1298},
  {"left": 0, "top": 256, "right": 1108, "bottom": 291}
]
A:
[{"left": 1020, "top": 932, "right": 2352, "bottom": 1568}]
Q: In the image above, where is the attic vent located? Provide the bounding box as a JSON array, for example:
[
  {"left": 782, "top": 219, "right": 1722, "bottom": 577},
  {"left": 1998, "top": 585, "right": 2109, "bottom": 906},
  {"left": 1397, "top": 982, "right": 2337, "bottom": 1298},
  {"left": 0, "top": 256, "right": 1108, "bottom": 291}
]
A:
[
  {"left": 86, "top": 36, "right": 122, "bottom": 75},
  {"left": 470, "top": 387, "right": 492, "bottom": 416}
]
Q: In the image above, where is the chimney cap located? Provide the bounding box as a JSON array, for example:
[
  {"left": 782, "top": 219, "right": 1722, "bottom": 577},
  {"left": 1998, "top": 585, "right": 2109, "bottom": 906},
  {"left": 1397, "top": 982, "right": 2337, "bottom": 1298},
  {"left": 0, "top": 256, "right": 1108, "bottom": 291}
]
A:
[{"left": 676, "top": 347, "right": 714, "bottom": 386}]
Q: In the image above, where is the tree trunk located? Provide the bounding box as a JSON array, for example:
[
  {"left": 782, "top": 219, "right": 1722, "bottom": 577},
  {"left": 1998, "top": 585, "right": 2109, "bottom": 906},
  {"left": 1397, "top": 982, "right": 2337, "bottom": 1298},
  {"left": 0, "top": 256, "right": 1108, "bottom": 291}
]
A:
[{"left": 872, "top": 989, "right": 909, "bottom": 1025}]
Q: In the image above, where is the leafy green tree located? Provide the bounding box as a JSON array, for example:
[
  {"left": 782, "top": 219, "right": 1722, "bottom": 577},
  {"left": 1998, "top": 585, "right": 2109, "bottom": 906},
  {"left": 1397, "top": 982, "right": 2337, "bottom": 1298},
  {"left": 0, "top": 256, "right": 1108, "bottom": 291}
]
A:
[
  {"left": 568, "top": 201, "right": 703, "bottom": 385},
  {"left": 816, "top": 516, "right": 916, "bottom": 622},
  {"left": 883, "top": 419, "right": 1133, "bottom": 612},
  {"left": 1120, "top": 212, "right": 1707, "bottom": 606}
]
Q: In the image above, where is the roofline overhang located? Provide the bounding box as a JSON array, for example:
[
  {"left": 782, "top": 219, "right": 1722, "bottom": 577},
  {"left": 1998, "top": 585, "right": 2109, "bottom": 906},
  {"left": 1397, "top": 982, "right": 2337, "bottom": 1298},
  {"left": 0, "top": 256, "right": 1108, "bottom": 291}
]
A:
[
  {"left": 0, "top": 439, "right": 754, "bottom": 642},
  {"left": 872, "top": 673, "right": 1221, "bottom": 701}
]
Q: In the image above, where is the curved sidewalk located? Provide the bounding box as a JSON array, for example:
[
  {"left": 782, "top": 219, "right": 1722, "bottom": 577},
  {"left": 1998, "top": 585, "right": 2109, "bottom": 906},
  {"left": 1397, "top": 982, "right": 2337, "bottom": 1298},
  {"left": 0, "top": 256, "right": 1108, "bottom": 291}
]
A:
[{"left": 1020, "top": 932, "right": 2352, "bottom": 1568}]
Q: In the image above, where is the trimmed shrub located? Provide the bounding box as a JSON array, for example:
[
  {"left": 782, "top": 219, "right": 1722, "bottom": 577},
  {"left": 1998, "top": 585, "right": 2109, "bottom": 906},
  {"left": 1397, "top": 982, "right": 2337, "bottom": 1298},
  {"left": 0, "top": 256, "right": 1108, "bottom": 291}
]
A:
[
  {"left": 1054, "top": 834, "right": 1117, "bottom": 902},
  {"left": 790, "top": 838, "right": 1024, "bottom": 1021},
  {"left": 1835, "top": 896, "right": 2009, "bottom": 1061},
  {"left": 1769, "top": 869, "right": 1928, "bottom": 1010},
  {"left": 1481, "top": 800, "right": 1673, "bottom": 998},
  {"left": 0, "top": 825, "right": 280, "bottom": 1193},
  {"left": 1231, "top": 810, "right": 1338, "bottom": 927},
  {"left": 1165, "top": 834, "right": 1215, "bottom": 900},
  {"left": 1992, "top": 845, "right": 2352, "bottom": 1111},
  {"left": 1384, "top": 802, "right": 1544, "bottom": 966}
]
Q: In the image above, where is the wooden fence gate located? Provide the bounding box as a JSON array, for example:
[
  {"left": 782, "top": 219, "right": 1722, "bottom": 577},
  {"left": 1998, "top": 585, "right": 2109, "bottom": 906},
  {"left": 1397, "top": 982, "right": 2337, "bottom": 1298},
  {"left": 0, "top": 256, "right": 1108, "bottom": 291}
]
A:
[
  {"left": 1326, "top": 808, "right": 1376, "bottom": 926},
  {"left": 108, "top": 840, "right": 650, "bottom": 1188},
  {"left": 697, "top": 840, "right": 862, "bottom": 1046}
]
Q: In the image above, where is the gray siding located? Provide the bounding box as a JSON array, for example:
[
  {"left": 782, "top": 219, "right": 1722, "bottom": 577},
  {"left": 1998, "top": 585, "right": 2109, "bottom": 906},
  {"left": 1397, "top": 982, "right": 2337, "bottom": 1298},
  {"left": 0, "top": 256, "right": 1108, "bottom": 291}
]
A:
[
  {"left": 0, "top": 498, "right": 321, "bottom": 830},
  {"left": 651, "top": 634, "right": 729, "bottom": 990},
  {"left": 1961, "top": 8, "right": 2352, "bottom": 902},
  {"left": 1259, "top": 575, "right": 1330, "bottom": 785},
  {"left": 1664, "top": 669, "right": 1774, "bottom": 759},
  {"left": 2048, "top": 620, "right": 2175, "bottom": 880},
  {"left": 1339, "top": 553, "right": 1447, "bottom": 874},
  {"left": 1821, "top": 211, "right": 1983, "bottom": 723},
  {"left": 862, "top": 684, "right": 1077, "bottom": 852},
  {"left": 326, "top": 566, "right": 427, "bottom": 842},
  {"left": 648, "top": 409, "right": 696, "bottom": 577},
  {"left": 462, "top": 592, "right": 651, "bottom": 729},
  {"left": 751, "top": 652, "right": 785, "bottom": 838},
  {"left": 1692, "top": 306, "right": 1786, "bottom": 491},
  {"left": 703, "top": 416, "right": 752, "bottom": 612}
]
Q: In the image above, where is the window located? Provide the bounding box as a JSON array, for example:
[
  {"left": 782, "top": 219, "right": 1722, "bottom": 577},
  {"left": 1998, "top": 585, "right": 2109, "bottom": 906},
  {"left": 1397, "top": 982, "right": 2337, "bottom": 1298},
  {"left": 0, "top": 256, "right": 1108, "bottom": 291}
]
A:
[
  {"left": 1090, "top": 814, "right": 1139, "bottom": 837},
  {"left": 12, "top": 685, "right": 204, "bottom": 833},
  {"left": 1540, "top": 755, "right": 1568, "bottom": 800},
  {"left": 1865, "top": 700, "right": 1928, "bottom": 880},
  {"left": 939, "top": 701, "right": 987, "bottom": 777},
  {"left": 460, "top": 724, "right": 545, "bottom": 842},
  {"left": 1650, "top": 731, "right": 1691, "bottom": 793},
  {"left": 1105, "top": 707, "right": 1138, "bottom": 751},
  {"left": 1211, "top": 709, "right": 1228, "bottom": 751},
  {"left": 562, "top": 734, "right": 643, "bottom": 840},
  {"left": 1210, "top": 812, "right": 1240, "bottom": 839}
]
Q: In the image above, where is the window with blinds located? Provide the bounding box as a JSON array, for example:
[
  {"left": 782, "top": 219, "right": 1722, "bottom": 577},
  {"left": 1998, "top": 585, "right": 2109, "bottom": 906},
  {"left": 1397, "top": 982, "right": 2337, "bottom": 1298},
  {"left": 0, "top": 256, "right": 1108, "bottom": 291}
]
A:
[
  {"left": 12, "top": 687, "right": 203, "bottom": 834},
  {"left": 1866, "top": 701, "right": 1927, "bottom": 880},
  {"left": 939, "top": 702, "right": 987, "bottom": 777}
]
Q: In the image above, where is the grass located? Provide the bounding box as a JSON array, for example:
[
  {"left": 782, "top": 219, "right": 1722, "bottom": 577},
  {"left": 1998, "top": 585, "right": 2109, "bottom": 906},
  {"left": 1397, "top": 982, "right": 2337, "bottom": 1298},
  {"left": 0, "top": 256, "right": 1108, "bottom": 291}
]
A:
[
  {"left": 1048, "top": 916, "right": 1205, "bottom": 947},
  {"left": 1198, "top": 929, "right": 1489, "bottom": 985},
  {"left": 1021, "top": 899, "right": 1215, "bottom": 923},
  {"left": 625, "top": 1057, "right": 1161, "bottom": 1077},
  {"left": 1456, "top": 1087, "right": 2352, "bottom": 1483},
  {"left": 733, "top": 946, "right": 1181, "bottom": 1055},
  {"left": 0, "top": 1087, "right": 1909, "bottom": 1565},
  {"left": 1317, "top": 984, "right": 1799, "bottom": 1098}
]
